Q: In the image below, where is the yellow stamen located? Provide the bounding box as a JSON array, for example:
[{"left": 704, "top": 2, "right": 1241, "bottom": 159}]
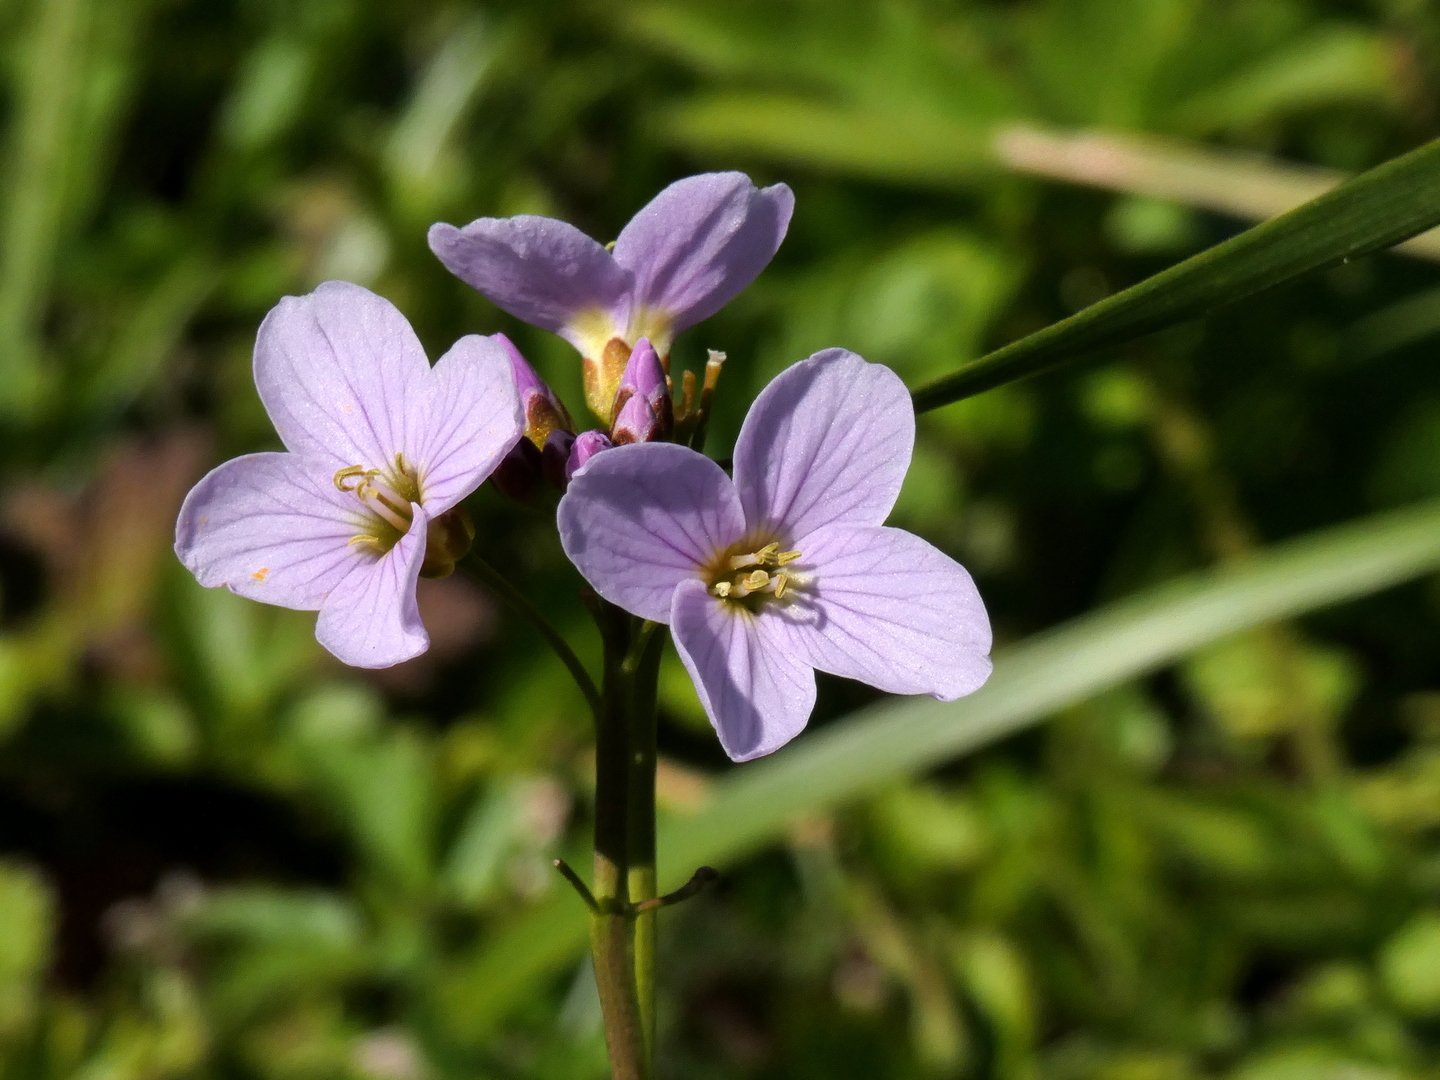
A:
[
  {"left": 678, "top": 369, "right": 697, "bottom": 420},
  {"left": 348, "top": 534, "right": 388, "bottom": 558},
  {"left": 731, "top": 569, "right": 771, "bottom": 598},
  {"left": 728, "top": 542, "right": 781, "bottom": 570},
  {"left": 708, "top": 540, "right": 803, "bottom": 607},
  {"left": 361, "top": 479, "right": 411, "bottom": 520},
  {"left": 334, "top": 465, "right": 375, "bottom": 491}
]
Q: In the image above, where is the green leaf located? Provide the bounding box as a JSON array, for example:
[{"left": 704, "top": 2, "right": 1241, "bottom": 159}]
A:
[
  {"left": 456, "top": 498, "right": 1440, "bottom": 1031},
  {"left": 1379, "top": 911, "right": 1440, "bottom": 1017},
  {"left": 911, "top": 137, "right": 1440, "bottom": 412},
  {"left": 1167, "top": 25, "right": 1400, "bottom": 134}
]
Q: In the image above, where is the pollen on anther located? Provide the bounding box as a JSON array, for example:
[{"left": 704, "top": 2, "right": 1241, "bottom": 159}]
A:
[{"left": 333, "top": 464, "right": 373, "bottom": 492}]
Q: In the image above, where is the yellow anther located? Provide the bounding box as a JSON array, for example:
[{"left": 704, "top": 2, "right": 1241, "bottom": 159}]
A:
[
  {"left": 728, "top": 543, "right": 783, "bottom": 570},
  {"left": 703, "top": 350, "right": 726, "bottom": 392},
  {"left": 710, "top": 539, "right": 802, "bottom": 606},
  {"left": 333, "top": 464, "right": 374, "bottom": 491},
  {"left": 347, "top": 534, "right": 388, "bottom": 557},
  {"left": 678, "top": 369, "right": 697, "bottom": 420}
]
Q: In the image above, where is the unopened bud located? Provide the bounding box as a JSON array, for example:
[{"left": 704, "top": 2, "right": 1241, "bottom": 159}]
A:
[
  {"left": 490, "top": 435, "right": 543, "bottom": 501},
  {"left": 609, "top": 338, "right": 673, "bottom": 444},
  {"left": 565, "top": 429, "right": 613, "bottom": 482},
  {"left": 496, "top": 333, "right": 573, "bottom": 446},
  {"left": 542, "top": 428, "right": 575, "bottom": 490}
]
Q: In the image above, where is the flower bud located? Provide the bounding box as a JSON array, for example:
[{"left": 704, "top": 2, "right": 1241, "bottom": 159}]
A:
[
  {"left": 565, "top": 429, "right": 613, "bottom": 482},
  {"left": 542, "top": 428, "right": 575, "bottom": 490},
  {"left": 496, "top": 333, "right": 573, "bottom": 446},
  {"left": 609, "top": 338, "right": 673, "bottom": 445},
  {"left": 489, "top": 435, "right": 543, "bottom": 501}
]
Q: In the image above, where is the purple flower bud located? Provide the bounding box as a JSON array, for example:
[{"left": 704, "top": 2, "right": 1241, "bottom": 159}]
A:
[
  {"left": 609, "top": 338, "right": 673, "bottom": 443},
  {"left": 611, "top": 391, "right": 656, "bottom": 446},
  {"left": 495, "top": 333, "right": 573, "bottom": 446},
  {"left": 542, "top": 428, "right": 576, "bottom": 490},
  {"left": 565, "top": 429, "right": 613, "bottom": 483},
  {"left": 490, "top": 434, "right": 543, "bottom": 501}
]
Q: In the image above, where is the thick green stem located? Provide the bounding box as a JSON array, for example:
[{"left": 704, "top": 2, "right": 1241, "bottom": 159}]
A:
[
  {"left": 590, "top": 910, "right": 647, "bottom": 1080},
  {"left": 589, "top": 607, "right": 654, "bottom": 1078}
]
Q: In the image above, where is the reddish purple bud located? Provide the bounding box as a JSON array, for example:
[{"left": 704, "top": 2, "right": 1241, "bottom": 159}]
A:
[
  {"left": 566, "top": 429, "right": 613, "bottom": 482},
  {"left": 542, "top": 428, "right": 576, "bottom": 490},
  {"left": 609, "top": 338, "right": 673, "bottom": 443},
  {"left": 490, "top": 434, "right": 543, "bottom": 501},
  {"left": 496, "top": 332, "right": 573, "bottom": 446}
]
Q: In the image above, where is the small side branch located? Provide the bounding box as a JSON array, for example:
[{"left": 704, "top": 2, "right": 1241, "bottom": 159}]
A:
[
  {"left": 631, "top": 866, "right": 719, "bottom": 914},
  {"left": 464, "top": 550, "right": 603, "bottom": 723}
]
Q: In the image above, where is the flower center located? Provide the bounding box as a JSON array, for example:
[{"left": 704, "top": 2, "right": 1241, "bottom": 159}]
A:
[
  {"left": 334, "top": 454, "right": 423, "bottom": 556},
  {"left": 706, "top": 540, "right": 803, "bottom": 609}
]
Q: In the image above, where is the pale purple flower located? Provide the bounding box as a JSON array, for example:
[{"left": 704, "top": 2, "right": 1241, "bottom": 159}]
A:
[
  {"left": 557, "top": 349, "right": 992, "bottom": 761},
  {"left": 428, "top": 172, "right": 793, "bottom": 419},
  {"left": 174, "top": 282, "right": 523, "bottom": 668}
]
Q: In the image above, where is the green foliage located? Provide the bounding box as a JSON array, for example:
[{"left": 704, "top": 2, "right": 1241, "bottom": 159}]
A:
[
  {"left": 910, "top": 137, "right": 1440, "bottom": 411},
  {"left": 2, "top": 0, "right": 1440, "bottom": 1078}
]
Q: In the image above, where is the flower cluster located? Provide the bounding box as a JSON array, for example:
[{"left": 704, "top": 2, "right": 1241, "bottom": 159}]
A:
[{"left": 175, "top": 174, "right": 992, "bottom": 758}]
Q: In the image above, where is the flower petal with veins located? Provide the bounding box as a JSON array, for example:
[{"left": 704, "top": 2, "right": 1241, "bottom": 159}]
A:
[
  {"left": 557, "top": 348, "right": 992, "bottom": 762},
  {"left": 177, "top": 282, "right": 522, "bottom": 668}
]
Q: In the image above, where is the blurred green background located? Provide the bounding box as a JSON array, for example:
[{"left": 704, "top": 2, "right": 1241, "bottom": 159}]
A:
[{"left": 3, "top": 0, "right": 1440, "bottom": 1076}]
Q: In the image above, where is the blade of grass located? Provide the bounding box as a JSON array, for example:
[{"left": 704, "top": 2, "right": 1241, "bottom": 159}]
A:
[
  {"left": 455, "top": 497, "right": 1440, "bottom": 1032},
  {"left": 993, "top": 125, "right": 1440, "bottom": 263},
  {"left": 0, "top": 0, "right": 87, "bottom": 419},
  {"left": 911, "top": 137, "right": 1440, "bottom": 412}
]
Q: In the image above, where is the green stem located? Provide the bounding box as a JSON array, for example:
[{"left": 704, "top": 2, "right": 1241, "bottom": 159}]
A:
[
  {"left": 626, "top": 623, "right": 664, "bottom": 1054},
  {"left": 464, "top": 550, "right": 603, "bottom": 724},
  {"left": 590, "top": 607, "right": 651, "bottom": 1078},
  {"left": 590, "top": 911, "right": 647, "bottom": 1080}
]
